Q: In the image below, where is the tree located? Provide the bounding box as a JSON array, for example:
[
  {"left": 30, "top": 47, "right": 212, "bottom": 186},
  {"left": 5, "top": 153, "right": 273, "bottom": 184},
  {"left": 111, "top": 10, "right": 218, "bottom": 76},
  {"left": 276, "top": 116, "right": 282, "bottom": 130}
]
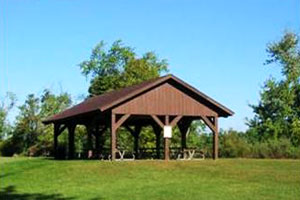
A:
[
  {"left": 14, "top": 94, "right": 41, "bottom": 152},
  {"left": 80, "top": 40, "right": 168, "bottom": 96},
  {"left": 248, "top": 32, "right": 300, "bottom": 146},
  {"left": 5, "top": 90, "right": 72, "bottom": 156},
  {"left": 0, "top": 92, "right": 16, "bottom": 140},
  {"left": 79, "top": 40, "right": 169, "bottom": 152},
  {"left": 38, "top": 89, "right": 72, "bottom": 154}
]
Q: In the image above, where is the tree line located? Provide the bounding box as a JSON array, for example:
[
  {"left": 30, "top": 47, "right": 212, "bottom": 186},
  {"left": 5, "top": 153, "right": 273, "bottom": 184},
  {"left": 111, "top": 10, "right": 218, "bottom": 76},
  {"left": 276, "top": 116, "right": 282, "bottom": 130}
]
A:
[{"left": 1, "top": 32, "right": 300, "bottom": 158}]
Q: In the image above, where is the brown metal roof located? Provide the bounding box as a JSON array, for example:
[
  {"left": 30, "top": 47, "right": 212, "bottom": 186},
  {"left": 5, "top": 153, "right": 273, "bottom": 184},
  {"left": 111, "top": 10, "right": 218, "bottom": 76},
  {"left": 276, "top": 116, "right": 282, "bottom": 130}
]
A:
[{"left": 43, "top": 74, "right": 234, "bottom": 124}]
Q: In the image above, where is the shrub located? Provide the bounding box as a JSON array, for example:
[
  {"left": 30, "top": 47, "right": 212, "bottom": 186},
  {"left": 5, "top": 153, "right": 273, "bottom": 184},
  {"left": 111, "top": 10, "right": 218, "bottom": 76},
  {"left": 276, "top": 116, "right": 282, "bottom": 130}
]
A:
[
  {"left": 251, "top": 142, "right": 269, "bottom": 158},
  {"left": 250, "top": 138, "right": 299, "bottom": 158},
  {"left": 219, "top": 131, "right": 251, "bottom": 158},
  {"left": 28, "top": 145, "right": 39, "bottom": 157},
  {"left": 0, "top": 137, "right": 23, "bottom": 156}
]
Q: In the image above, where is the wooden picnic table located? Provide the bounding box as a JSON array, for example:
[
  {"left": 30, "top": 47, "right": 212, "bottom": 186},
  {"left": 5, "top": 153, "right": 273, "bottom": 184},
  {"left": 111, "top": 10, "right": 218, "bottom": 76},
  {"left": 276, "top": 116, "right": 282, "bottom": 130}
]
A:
[{"left": 178, "top": 149, "right": 205, "bottom": 160}]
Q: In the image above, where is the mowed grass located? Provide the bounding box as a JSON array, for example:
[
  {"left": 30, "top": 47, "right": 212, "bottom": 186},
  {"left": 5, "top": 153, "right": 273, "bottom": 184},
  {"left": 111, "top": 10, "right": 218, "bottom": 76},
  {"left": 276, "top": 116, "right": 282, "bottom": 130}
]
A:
[{"left": 0, "top": 157, "right": 299, "bottom": 200}]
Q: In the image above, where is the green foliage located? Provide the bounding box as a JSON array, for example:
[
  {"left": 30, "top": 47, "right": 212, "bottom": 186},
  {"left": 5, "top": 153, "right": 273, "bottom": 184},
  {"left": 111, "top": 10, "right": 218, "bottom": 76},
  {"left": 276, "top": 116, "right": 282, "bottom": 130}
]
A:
[
  {"left": 0, "top": 90, "right": 72, "bottom": 156},
  {"left": 78, "top": 40, "right": 169, "bottom": 154},
  {"left": 74, "top": 125, "right": 86, "bottom": 155},
  {"left": 116, "top": 127, "right": 134, "bottom": 151},
  {"left": 14, "top": 94, "right": 41, "bottom": 152},
  {"left": 250, "top": 138, "right": 300, "bottom": 159},
  {"left": 79, "top": 40, "right": 168, "bottom": 96},
  {"left": 0, "top": 136, "right": 23, "bottom": 156},
  {"left": 217, "top": 129, "right": 300, "bottom": 159},
  {"left": 38, "top": 90, "right": 72, "bottom": 155},
  {"left": 219, "top": 129, "right": 251, "bottom": 158},
  {"left": 0, "top": 92, "right": 16, "bottom": 140},
  {"left": 248, "top": 32, "right": 300, "bottom": 146},
  {"left": 139, "top": 127, "right": 156, "bottom": 149},
  {"left": 265, "top": 32, "right": 300, "bottom": 83}
]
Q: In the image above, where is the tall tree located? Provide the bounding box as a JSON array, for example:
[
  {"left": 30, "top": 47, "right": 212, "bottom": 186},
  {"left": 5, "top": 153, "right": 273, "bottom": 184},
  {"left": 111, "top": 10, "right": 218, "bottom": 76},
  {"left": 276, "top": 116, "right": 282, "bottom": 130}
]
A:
[
  {"left": 12, "top": 90, "right": 72, "bottom": 155},
  {"left": 39, "top": 89, "right": 72, "bottom": 152},
  {"left": 0, "top": 92, "right": 16, "bottom": 139},
  {"left": 79, "top": 40, "right": 169, "bottom": 152},
  {"left": 248, "top": 32, "right": 300, "bottom": 145},
  {"left": 80, "top": 40, "right": 168, "bottom": 96},
  {"left": 14, "top": 94, "right": 41, "bottom": 151}
]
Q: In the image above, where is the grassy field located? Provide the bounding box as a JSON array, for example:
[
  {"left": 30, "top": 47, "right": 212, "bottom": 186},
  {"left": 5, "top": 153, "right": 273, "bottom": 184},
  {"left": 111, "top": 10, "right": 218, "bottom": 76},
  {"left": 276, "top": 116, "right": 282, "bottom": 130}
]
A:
[{"left": 0, "top": 157, "right": 299, "bottom": 200}]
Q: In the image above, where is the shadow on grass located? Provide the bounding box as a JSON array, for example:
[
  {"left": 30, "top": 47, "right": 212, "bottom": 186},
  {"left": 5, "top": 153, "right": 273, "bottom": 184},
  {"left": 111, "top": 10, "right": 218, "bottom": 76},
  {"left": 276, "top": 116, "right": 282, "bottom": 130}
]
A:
[
  {"left": 0, "top": 186, "right": 75, "bottom": 200},
  {"left": 1, "top": 159, "right": 49, "bottom": 179},
  {"left": 0, "top": 172, "right": 14, "bottom": 179}
]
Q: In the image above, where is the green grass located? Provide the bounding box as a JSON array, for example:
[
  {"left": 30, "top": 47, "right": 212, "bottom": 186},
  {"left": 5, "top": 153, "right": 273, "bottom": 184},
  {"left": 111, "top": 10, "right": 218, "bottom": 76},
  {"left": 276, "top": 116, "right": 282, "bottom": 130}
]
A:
[{"left": 1, "top": 157, "right": 299, "bottom": 200}]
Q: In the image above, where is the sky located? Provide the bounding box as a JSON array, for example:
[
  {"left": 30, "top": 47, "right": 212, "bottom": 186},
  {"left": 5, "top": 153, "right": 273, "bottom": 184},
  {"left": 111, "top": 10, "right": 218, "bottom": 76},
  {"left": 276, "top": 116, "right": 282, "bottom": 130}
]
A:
[{"left": 0, "top": 0, "right": 299, "bottom": 131}]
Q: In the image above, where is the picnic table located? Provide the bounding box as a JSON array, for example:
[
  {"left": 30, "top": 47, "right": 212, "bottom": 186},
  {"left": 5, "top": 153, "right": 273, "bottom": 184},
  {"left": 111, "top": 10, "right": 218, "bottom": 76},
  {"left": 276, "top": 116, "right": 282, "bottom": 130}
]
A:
[
  {"left": 177, "top": 149, "right": 205, "bottom": 160},
  {"left": 115, "top": 149, "right": 135, "bottom": 161}
]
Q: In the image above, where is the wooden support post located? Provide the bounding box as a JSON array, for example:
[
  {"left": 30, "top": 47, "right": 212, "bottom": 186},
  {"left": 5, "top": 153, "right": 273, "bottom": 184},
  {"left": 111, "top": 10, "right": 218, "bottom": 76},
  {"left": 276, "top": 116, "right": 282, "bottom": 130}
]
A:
[
  {"left": 164, "top": 138, "right": 170, "bottom": 160},
  {"left": 53, "top": 124, "right": 66, "bottom": 159},
  {"left": 134, "top": 125, "right": 142, "bottom": 158},
  {"left": 87, "top": 125, "right": 93, "bottom": 151},
  {"left": 111, "top": 113, "right": 116, "bottom": 161},
  {"left": 151, "top": 115, "right": 181, "bottom": 160},
  {"left": 133, "top": 134, "right": 138, "bottom": 156},
  {"left": 178, "top": 119, "right": 192, "bottom": 151},
  {"left": 97, "top": 126, "right": 107, "bottom": 155},
  {"left": 68, "top": 124, "right": 76, "bottom": 159},
  {"left": 179, "top": 125, "right": 187, "bottom": 150},
  {"left": 164, "top": 115, "right": 170, "bottom": 161},
  {"left": 152, "top": 124, "right": 161, "bottom": 159},
  {"left": 110, "top": 113, "right": 130, "bottom": 161},
  {"left": 213, "top": 117, "right": 218, "bottom": 160},
  {"left": 201, "top": 116, "right": 218, "bottom": 160},
  {"left": 54, "top": 123, "right": 59, "bottom": 159},
  {"left": 95, "top": 125, "right": 100, "bottom": 154},
  {"left": 89, "top": 125, "right": 107, "bottom": 155},
  {"left": 125, "top": 125, "right": 141, "bottom": 158},
  {"left": 181, "top": 131, "right": 187, "bottom": 150},
  {"left": 99, "top": 129, "right": 106, "bottom": 154}
]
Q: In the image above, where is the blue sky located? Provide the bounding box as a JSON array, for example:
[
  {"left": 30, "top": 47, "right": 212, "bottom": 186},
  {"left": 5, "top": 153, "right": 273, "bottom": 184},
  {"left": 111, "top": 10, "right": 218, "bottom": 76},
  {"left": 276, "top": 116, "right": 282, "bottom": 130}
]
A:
[{"left": 1, "top": 0, "right": 299, "bottom": 131}]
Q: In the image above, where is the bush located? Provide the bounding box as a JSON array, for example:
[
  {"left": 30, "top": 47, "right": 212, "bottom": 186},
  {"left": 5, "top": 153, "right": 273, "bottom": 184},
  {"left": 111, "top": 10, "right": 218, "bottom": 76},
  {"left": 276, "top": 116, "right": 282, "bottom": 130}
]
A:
[
  {"left": 250, "top": 138, "right": 299, "bottom": 158},
  {"left": 217, "top": 129, "right": 300, "bottom": 159},
  {"left": 219, "top": 131, "right": 251, "bottom": 158},
  {"left": 251, "top": 142, "right": 269, "bottom": 158},
  {"left": 28, "top": 145, "right": 39, "bottom": 157},
  {"left": 287, "top": 146, "right": 300, "bottom": 159},
  {"left": 0, "top": 137, "right": 23, "bottom": 156}
]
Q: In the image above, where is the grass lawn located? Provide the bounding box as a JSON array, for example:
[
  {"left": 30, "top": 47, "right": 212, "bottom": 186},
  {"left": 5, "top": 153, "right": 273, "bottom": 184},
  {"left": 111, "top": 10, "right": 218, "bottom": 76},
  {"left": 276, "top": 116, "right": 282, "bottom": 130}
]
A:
[{"left": 0, "top": 157, "right": 299, "bottom": 200}]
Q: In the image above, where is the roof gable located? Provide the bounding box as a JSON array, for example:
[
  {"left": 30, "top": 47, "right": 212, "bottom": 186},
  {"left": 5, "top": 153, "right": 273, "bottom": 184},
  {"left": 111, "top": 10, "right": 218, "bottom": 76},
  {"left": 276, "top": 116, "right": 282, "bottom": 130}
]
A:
[
  {"left": 43, "top": 74, "right": 233, "bottom": 124},
  {"left": 113, "top": 82, "right": 218, "bottom": 116}
]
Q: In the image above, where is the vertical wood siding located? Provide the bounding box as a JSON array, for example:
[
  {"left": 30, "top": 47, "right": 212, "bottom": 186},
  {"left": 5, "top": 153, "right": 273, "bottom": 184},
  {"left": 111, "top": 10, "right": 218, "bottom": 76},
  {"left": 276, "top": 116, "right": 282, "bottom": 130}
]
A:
[{"left": 113, "top": 83, "right": 217, "bottom": 116}]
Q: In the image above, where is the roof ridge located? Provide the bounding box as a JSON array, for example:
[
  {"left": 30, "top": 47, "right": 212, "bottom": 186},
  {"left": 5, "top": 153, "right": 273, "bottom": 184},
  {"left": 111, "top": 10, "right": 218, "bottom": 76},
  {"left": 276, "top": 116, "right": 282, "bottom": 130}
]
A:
[
  {"left": 99, "top": 74, "right": 171, "bottom": 111},
  {"left": 89, "top": 74, "right": 168, "bottom": 99}
]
